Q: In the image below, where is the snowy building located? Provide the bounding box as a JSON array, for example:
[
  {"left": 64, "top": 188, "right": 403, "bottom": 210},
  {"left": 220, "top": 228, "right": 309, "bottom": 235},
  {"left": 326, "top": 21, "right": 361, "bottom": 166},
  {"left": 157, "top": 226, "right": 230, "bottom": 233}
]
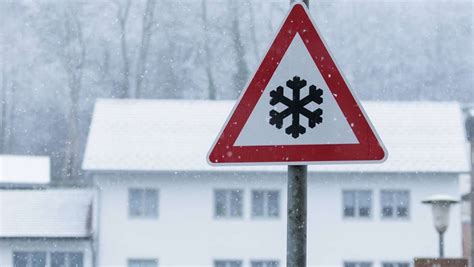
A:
[
  {"left": 83, "top": 100, "right": 470, "bottom": 267},
  {"left": 0, "top": 189, "right": 94, "bottom": 267},
  {"left": 0, "top": 155, "right": 50, "bottom": 188},
  {"left": 0, "top": 155, "right": 94, "bottom": 267}
]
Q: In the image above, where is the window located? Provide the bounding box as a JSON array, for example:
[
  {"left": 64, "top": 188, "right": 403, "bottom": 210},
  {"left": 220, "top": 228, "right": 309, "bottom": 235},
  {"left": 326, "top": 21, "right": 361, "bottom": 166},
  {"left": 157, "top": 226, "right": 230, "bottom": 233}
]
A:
[
  {"left": 381, "top": 190, "right": 410, "bottom": 219},
  {"left": 252, "top": 190, "right": 280, "bottom": 218},
  {"left": 344, "top": 262, "right": 372, "bottom": 267},
  {"left": 251, "top": 260, "right": 280, "bottom": 267},
  {"left": 13, "top": 252, "right": 46, "bottom": 267},
  {"left": 129, "top": 188, "right": 159, "bottom": 218},
  {"left": 214, "top": 189, "right": 243, "bottom": 218},
  {"left": 13, "top": 252, "right": 83, "bottom": 267},
  {"left": 343, "top": 190, "right": 372, "bottom": 218},
  {"left": 382, "top": 262, "right": 410, "bottom": 267},
  {"left": 128, "top": 259, "right": 158, "bottom": 267},
  {"left": 214, "top": 260, "right": 242, "bottom": 267},
  {"left": 51, "top": 252, "right": 83, "bottom": 267}
]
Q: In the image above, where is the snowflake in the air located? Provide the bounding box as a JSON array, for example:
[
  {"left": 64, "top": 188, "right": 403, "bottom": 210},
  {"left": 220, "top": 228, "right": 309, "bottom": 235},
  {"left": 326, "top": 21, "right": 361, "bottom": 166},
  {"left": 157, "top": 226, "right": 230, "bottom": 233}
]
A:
[{"left": 269, "top": 76, "right": 323, "bottom": 138}]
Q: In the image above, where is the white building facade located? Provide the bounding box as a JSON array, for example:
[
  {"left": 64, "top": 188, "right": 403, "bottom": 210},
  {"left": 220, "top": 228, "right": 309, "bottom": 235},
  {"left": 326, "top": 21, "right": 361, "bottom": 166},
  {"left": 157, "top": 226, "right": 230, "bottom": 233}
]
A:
[
  {"left": 0, "top": 156, "right": 94, "bottom": 267},
  {"left": 83, "top": 100, "right": 470, "bottom": 267}
]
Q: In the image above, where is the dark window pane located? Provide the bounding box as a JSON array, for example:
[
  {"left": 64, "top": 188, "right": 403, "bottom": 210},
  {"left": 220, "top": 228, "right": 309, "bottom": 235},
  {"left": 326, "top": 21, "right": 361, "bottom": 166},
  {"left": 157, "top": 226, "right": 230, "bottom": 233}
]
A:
[
  {"left": 69, "top": 252, "right": 84, "bottom": 267},
  {"left": 381, "top": 191, "right": 394, "bottom": 218},
  {"left": 128, "top": 259, "right": 157, "bottom": 267},
  {"left": 397, "top": 207, "right": 408, "bottom": 217},
  {"left": 396, "top": 191, "right": 410, "bottom": 218},
  {"left": 129, "top": 189, "right": 143, "bottom": 217},
  {"left": 13, "top": 252, "right": 28, "bottom": 267},
  {"left": 229, "top": 261, "right": 242, "bottom": 267},
  {"left": 382, "top": 207, "right": 393, "bottom": 217},
  {"left": 252, "top": 261, "right": 279, "bottom": 267},
  {"left": 267, "top": 191, "right": 280, "bottom": 217},
  {"left": 51, "top": 252, "right": 66, "bottom": 267},
  {"left": 343, "top": 191, "right": 355, "bottom": 217},
  {"left": 215, "top": 190, "right": 227, "bottom": 217},
  {"left": 360, "top": 262, "right": 372, "bottom": 267},
  {"left": 252, "top": 191, "right": 264, "bottom": 217},
  {"left": 359, "top": 207, "right": 370, "bottom": 217},
  {"left": 344, "top": 207, "right": 355, "bottom": 217},
  {"left": 31, "top": 252, "right": 46, "bottom": 267},
  {"left": 344, "top": 263, "right": 356, "bottom": 267},
  {"left": 358, "top": 191, "right": 372, "bottom": 217},
  {"left": 230, "top": 191, "right": 242, "bottom": 217},
  {"left": 144, "top": 189, "right": 158, "bottom": 217}
]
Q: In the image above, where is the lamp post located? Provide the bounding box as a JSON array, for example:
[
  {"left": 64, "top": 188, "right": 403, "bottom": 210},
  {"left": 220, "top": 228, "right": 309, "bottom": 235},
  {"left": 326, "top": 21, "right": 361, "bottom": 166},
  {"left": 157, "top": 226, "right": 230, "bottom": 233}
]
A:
[
  {"left": 464, "top": 107, "right": 474, "bottom": 267},
  {"left": 422, "top": 194, "right": 460, "bottom": 258}
]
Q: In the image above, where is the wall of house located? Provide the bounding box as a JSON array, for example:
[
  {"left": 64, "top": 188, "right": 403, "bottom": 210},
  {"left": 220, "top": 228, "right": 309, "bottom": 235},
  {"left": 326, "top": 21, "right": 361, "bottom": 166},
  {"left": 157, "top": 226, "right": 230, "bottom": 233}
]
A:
[
  {"left": 94, "top": 172, "right": 462, "bottom": 267},
  {"left": 0, "top": 239, "right": 93, "bottom": 267}
]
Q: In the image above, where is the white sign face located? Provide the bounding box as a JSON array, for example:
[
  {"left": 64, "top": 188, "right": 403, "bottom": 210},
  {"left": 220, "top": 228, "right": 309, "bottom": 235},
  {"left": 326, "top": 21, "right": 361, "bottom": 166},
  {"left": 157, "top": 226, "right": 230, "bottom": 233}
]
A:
[{"left": 235, "top": 34, "right": 359, "bottom": 146}]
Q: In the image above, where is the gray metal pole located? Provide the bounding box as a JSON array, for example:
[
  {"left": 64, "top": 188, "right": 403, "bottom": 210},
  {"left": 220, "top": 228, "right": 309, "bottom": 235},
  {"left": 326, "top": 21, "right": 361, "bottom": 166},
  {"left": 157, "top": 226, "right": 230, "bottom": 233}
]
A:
[
  {"left": 290, "top": 0, "right": 309, "bottom": 6},
  {"left": 465, "top": 112, "right": 474, "bottom": 266},
  {"left": 471, "top": 141, "right": 474, "bottom": 265},
  {"left": 287, "top": 165, "right": 308, "bottom": 267},
  {"left": 287, "top": 2, "right": 308, "bottom": 267},
  {"left": 439, "top": 232, "right": 444, "bottom": 258}
]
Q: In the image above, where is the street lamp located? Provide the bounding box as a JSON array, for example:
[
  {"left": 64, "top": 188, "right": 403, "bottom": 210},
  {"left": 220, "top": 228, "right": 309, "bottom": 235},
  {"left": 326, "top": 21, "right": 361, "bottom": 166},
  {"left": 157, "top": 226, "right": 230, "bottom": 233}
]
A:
[{"left": 422, "top": 194, "right": 459, "bottom": 258}]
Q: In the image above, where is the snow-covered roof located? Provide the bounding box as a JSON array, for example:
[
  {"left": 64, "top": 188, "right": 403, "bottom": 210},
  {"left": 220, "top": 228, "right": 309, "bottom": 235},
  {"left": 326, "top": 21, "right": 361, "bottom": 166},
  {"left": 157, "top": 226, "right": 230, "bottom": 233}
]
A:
[
  {"left": 0, "top": 189, "right": 93, "bottom": 238},
  {"left": 83, "top": 99, "right": 469, "bottom": 173},
  {"left": 0, "top": 155, "right": 50, "bottom": 185}
]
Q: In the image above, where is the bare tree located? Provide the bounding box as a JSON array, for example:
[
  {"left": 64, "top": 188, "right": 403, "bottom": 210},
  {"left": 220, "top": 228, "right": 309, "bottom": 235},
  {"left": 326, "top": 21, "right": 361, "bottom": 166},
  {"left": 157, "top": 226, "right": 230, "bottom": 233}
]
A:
[
  {"left": 36, "top": 2, "right": 87, "bottom": 179},
  {"left": 201, "top": 0, "right": 217, "bottom": 100},
  {"left": 247, "top": 0, "right": 260, "bottom": 61},
  {"left": 114, "top": 0, "right": 131, "bottom": 98},
  {"left": 135, "top": 0, "right": 158, "bottom": 98},
  {"left": 229, "top": 0, "right": 249, "bottom": 97},
  {"left": 0, "top": 62, "right": 16, "bottom": 154},
  {"left": 61, "top": 6, "right": 86, "bottom": 180},
  {"left": 0, "top": 56, "right": 7, "bottom": 153}
]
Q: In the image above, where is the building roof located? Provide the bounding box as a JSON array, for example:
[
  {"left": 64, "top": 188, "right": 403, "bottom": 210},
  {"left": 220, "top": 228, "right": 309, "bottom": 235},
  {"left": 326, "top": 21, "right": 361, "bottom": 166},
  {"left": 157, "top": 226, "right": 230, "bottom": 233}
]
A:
[
  {"left": 0, "top": 155, "right": 50, "bottom": 185},
  {"left": 0, "top": 189, "right": 93, "bottom": 238},
  {"left": 83, "top": 99, "right": 470, "bottom": 173}
]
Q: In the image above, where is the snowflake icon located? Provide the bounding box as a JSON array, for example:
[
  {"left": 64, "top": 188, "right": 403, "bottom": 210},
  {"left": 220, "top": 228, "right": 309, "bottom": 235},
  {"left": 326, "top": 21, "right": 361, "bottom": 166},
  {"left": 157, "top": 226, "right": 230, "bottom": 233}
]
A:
[{"left": 269, "top": 76, "right": 323, "bottom": 138}]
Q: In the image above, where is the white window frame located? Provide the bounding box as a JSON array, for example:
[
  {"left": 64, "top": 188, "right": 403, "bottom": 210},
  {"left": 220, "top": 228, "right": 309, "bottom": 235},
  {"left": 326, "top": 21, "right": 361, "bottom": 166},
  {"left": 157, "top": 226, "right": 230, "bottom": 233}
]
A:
[
  {"left": 214, "top": 189, "right": 244, "bottom": 219},
  {"left": 251, "top": 260, "right": 280, "bottom": 267},
  {"left": 342, "top": 190, "right": 373, "bottom": 219},
  {"left": 128, "top": 188, "right": 159, "bottom": 219},
  {"left": 380, "top": 190, "right": 410, "bottom": 219},
  {"left": 214, "top": 260, "right": 243, "bottom": 267},
  {"left": 50, "top": 251, "right": 84, "bottom": 267},
  {"left": 251, "top": 190, "right": 280, "bottom": 218},
  {"left": 13, "top": 251, "right": 47, "bottom": 267},
  {"left": 128, "top": 258, "right": 158, "bottom": 267},
  {"left": 12, "top": 251, "right": 84, "bottom": 267},
  {"left": 344, "top": 261, "right": 373, "bottom": 267},
  {"left": 381, "top": 262, "right": 410, "bottom": 267}
]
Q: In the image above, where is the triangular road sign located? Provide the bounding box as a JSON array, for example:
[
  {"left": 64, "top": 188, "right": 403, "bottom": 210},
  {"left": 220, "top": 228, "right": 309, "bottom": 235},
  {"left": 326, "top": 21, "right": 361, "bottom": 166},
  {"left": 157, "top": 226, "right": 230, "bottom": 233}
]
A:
[{"left": 208, "top": 3, "right": 387, "bottom": 165}]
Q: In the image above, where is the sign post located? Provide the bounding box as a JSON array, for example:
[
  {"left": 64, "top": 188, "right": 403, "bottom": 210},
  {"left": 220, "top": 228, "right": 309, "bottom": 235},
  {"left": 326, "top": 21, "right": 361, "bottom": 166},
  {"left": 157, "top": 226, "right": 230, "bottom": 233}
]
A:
[
  {"left": 286, "top": 3, "right": 309, "bottom": 267},
  {"left": 287, "top": 164, "right": 307, "bottom": 267},
  {"left": 208, "top": 1, "right": 386, "bottom": 266}
]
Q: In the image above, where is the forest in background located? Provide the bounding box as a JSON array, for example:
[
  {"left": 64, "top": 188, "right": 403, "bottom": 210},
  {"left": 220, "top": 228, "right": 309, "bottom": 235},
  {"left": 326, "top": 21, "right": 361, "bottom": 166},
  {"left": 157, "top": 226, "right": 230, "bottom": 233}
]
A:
[{"left": 0, "top": 0, "right": 472, "bottom": 183}]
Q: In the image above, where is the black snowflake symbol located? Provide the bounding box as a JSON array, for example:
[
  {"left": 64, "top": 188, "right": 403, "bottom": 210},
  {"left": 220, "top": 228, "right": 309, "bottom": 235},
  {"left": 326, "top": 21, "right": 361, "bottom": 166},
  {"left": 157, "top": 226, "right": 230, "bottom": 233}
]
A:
[{"left": 269, "top": 76, "right": 323, "bottom": 138}]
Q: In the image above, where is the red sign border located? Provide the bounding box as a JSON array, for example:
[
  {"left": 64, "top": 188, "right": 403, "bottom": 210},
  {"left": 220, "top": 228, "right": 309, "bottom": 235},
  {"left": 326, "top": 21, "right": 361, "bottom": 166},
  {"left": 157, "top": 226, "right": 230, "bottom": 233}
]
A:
[{"left": 208, "top": 3, "right": 387, "bottom": 165}]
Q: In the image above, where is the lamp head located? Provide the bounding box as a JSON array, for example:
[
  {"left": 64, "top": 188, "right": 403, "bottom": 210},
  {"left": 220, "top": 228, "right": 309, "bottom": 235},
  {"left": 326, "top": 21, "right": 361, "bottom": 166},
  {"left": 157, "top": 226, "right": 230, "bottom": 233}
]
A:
[{"left": 422, "top": 194, "right": 459, "bottom": 234}]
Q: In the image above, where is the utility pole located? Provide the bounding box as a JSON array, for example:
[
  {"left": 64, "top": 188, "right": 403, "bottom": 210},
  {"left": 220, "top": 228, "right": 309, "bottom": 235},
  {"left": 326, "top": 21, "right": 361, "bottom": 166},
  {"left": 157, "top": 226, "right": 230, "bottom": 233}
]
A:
[{"left": 465, "top": 108, "right": 474, "bottom": 266}]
